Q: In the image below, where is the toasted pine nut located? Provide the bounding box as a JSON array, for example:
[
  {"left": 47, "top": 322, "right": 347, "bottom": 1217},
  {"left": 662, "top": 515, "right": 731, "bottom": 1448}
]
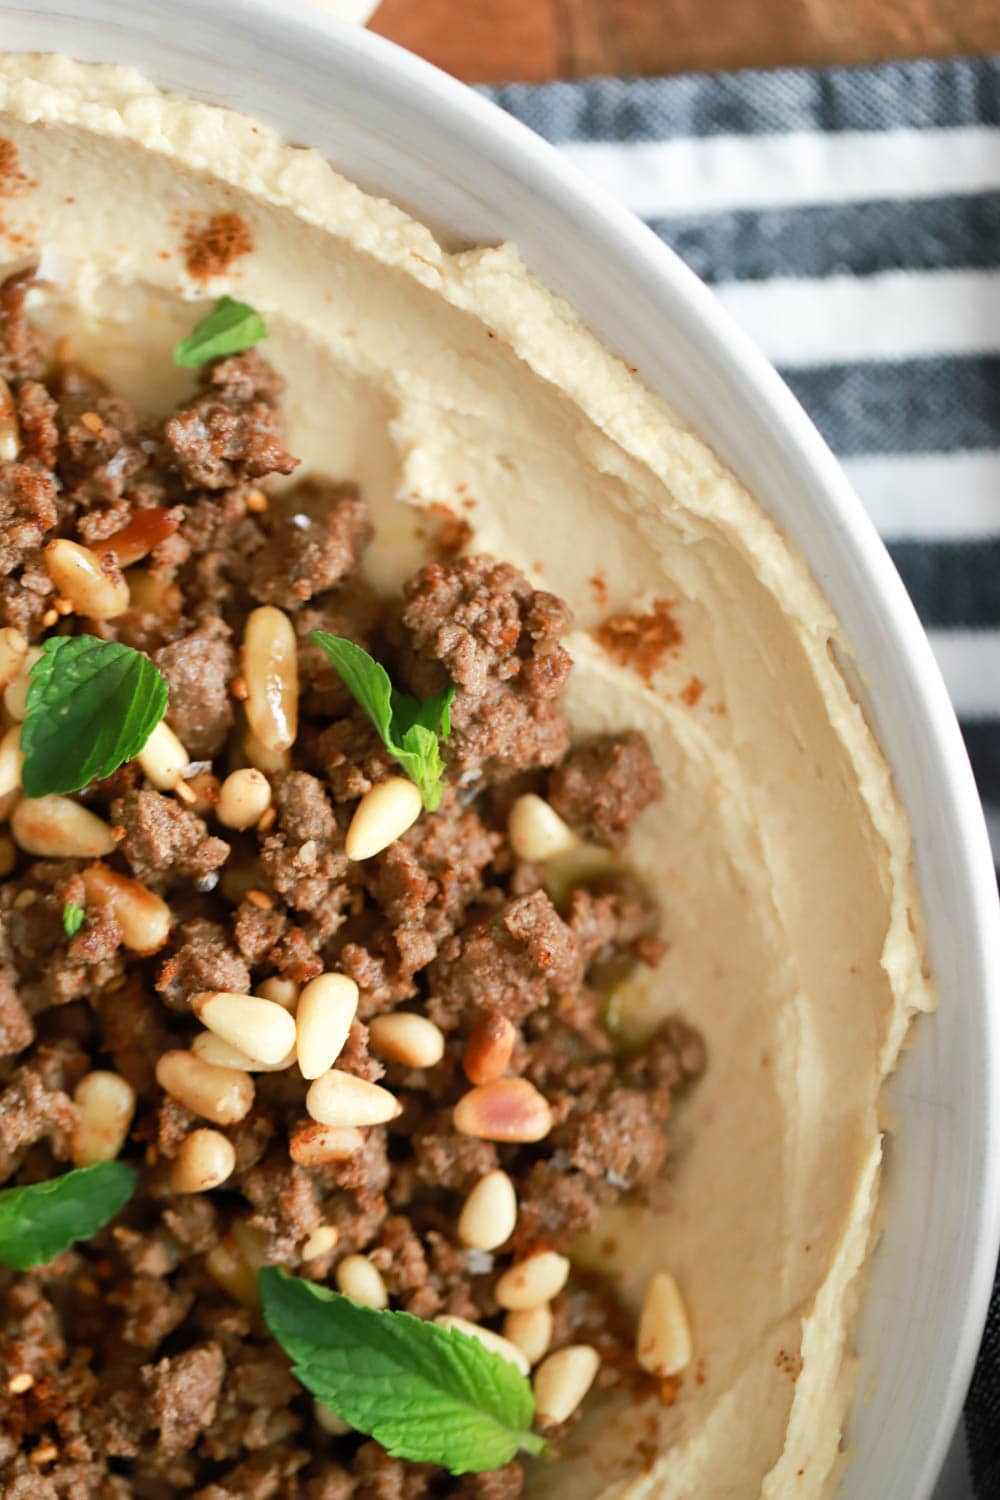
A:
[
  {"left": 508, "top": 794, "right": 577, "bottom": 863},
  {"left": 458, "top": 1170, "right": 517, "bottom": 1251},
  {"left": 305, "top": 1069, "right": 401, "bottom": 1128},
  {"left": 44, "top": 539, "right": 129, "bottom": 620},
  {"left": 0, "top": 724, "right": 22, "bottom": 798},
  {"left": 336, "top": 1254, "right": 388, "bottom": 1309},
  {"left": 4, "top": 645, "right": 41, "bottom": 721},
  {"left": 72, "top": 1070, "right": 136, "bottom": 1166},
  {"left": 82, "top": 863, "right": 171, "bottom": 953},
  {"left": 533, "top": 1346, "right": 600, "bottom": 1425},
  {"left": 93, "top": 507, "right": 179, "bottom": 568},
  {"left": 289, "top": 1121, "right": 365, "bottom": 1166},
  {"left": 242, "top": 725, "right": 291, "bottom": 775},
  {"left": 369, "top": 1012, "right": 444, "bottom": 1070},
  {"left": 155, "top": 1049, "right": 254, "bottom": 1126},
  {"left": 495, "top": 1251, "right": 570, "bottom": 1311},
  {"left": 255, "top": 976, "right": 300, "bottom": 1013},
  {"left": 0, "top": 627, "right": 27, "bottom": 688},
  {"left": 295, "top": 973, "right": 359, "bottom": 1080},
  {"left": 205, "top": 1236, "right": 258, "bottom": 1305},
  {"left": 193, "top": 991, "right": 297, "bottom": 1067},
  {"left": 137, "top": 719, "right": 190, "bottom": 791},
  {"left": 180, "top": 767, "right": 218, "bottom": 817},
  {"left": 124, "top": 568, "right": 182, "bottom": 617},
  {"left": 217, "top": 767, "right": 272, "bottom": 830},
  {"left": 435, "top": 1316, "right": 530, "bottom": 1377},
  {"left": 503, "top": 1305, "right": 553, "bottom": 1367},
  {"left": 453, "top": 1078, "right": 552, "bottom": 1143},
  {"left": 12, "top": 796, "right": 114, "bottom": 859},
  {"left": 231, "top": 1219, "right": 271, "bottom": 1271},
  {"left": 314, "top": 1400, "right": 351, "bottom": 1436},
  {"left": 636, "top": 1272, "right": 693, "bottom": 1378},
  {"left": 302, "top": 1225, "right": 339, "bottom": 1260},
  {"left": 0, "top": 377, "right": 20, "bottom": 462},
  {"left": 243, "top": 605, "right": 298, "bottom": 752},
  {"left": 170, "top": 1128, "right": 236, "bottom": 1193},
  {"left": 0, "top": 833, "right": 15, "bottom": 878},
  {"left": 345, "top": 777, "right": 422, "bottom": 861},
  {"left": 192, "top": 1030, "right": 296, "bottom": 1073},
  {"left": 463, "top": 1011, "right": 516, "bottom": 1086}
]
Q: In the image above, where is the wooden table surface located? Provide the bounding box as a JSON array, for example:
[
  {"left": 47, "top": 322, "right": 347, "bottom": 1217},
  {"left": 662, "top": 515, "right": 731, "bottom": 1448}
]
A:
[{"left": 370, "top": 0, "right": 1000, "bottom": 83}]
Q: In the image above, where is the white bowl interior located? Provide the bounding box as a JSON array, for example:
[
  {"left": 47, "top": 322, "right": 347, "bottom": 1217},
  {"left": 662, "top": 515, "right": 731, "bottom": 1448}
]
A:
[{"left": 4, "top": 6, "right": 1000, "bottom": 1496}]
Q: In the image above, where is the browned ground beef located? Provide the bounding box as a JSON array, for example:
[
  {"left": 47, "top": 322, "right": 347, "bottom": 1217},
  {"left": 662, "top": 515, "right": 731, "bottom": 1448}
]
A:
[{"left": 0, "top": 274, "right": 704, "bottom": 1499}]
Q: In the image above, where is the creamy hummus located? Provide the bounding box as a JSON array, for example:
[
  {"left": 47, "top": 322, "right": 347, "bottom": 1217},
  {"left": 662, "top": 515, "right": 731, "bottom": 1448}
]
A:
[{"left": 0, "top": 53, "right": 934, "bottom": 1499}]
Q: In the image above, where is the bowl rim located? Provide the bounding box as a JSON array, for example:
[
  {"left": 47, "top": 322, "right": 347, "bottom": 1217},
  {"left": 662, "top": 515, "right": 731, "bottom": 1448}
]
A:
[{"left": 4, "top": 4, "right": 1000, "bottom": 1493}]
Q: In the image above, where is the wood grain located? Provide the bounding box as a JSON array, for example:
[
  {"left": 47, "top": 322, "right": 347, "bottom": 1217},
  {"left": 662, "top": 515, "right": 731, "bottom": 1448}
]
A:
[{"left": 369, "top": 0, "right": 1000, "bottom": 82}]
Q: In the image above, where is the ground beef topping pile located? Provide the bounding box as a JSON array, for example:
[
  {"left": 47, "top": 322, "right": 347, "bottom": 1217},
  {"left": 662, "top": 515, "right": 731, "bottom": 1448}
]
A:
[{"left": 0, "top": 278, "right": 704, "bottom": 1500}]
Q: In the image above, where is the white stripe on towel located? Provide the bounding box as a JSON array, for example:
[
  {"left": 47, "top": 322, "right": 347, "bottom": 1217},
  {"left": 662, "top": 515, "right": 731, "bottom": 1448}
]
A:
[
  {"left": 712, "top": 268, "right": 1000, "bottom": 367},
  {"left": 926, "top": 629, "right": 1000, "bottom": 717},
  {"left": 842, "top": 453, "right": 1000, "bottom": 541},
  {"left": 561, "top": 126, "right": 1000, "bottom": 218}
]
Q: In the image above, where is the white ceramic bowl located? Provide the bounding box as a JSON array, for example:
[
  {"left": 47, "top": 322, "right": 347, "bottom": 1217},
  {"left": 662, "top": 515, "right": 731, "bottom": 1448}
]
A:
[{"left": 6, "top": 4, "right": 1000, "bottom": 1494}]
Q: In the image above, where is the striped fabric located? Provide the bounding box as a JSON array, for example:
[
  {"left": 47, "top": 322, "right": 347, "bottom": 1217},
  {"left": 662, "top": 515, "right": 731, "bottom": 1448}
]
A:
[
  {"left": 487, "top": 59, "right": 1000, "bottom": 859},
  {"left": 485, "top": 56, "right": 999, "bottom": 1499}
]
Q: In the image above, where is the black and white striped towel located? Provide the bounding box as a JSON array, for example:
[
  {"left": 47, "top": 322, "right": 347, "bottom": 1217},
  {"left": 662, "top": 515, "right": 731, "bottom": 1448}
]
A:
[{"left": 486, "top": 56, "right": 1000, "bottom": 1500}]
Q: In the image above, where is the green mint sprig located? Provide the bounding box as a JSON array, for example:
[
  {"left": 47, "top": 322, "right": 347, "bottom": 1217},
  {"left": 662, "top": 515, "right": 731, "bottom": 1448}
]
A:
[
  {"left": 259, "top": 1268, "right": 544, "bottom": 1473},
  {"left": 309, "top": 634, "right": 455, "bottom": 811},
  {"left": 22, "top": 636, "right": 168, "bottom": 797},
  {"left": 0, "top": 1162, "right": 137, "bottom": 1270},
  {"left": 174, "top": 296, "right": 267, "bottom": 367},
  {"left": 62, "top": 902, "right": 85, "bottom": 938}
]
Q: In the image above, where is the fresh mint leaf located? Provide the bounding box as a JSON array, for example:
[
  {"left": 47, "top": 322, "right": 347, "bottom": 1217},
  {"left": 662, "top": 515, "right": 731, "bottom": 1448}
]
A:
[
  {"left": 309, "top": 634, "right": 455, "bottom": 811},
  {"left": 62, "top": 902, "right": 85, "bottom": 938},
  {"left": 174, "top": 296, "right": 266, "bottom": 367},
  {"left": 313, "top": 635, "right": 396, "bottom": 744},
  {"left": 22, "top": 636, "right": 168, "bottom": 797},
  {"left": 259, "top": 1268, "right": 544, "bottom": 1474},
  {"left": 0, "top": 1162, "right": 137, "bottom": 1270},
  {"left": 399, "top": 721, "right": 446, "bottom": 810}
]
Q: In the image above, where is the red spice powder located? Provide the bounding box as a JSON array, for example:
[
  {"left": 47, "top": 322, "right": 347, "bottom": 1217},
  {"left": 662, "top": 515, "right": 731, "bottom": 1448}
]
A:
[
  {"left": 0, "top": 140, "right": 19, "bottom": 194},
  {"left": 593, "top": 598, "right": 683, "bottom": 683},
  {"left": 424, "top": 501, "right": 472, "bottom": 558},
  {"left": 0, "top": 138, "right": 35, "bottom": 199},
  {"left": 680, "top": 674, "right": 704, "bottom": 707},
  {"left": 182, "top": 211, "right": 254, "bottom": 281}
]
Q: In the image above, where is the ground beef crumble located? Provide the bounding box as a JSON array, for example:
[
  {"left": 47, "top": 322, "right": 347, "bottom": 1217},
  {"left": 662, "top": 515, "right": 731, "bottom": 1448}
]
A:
[{"left": 0, "top": 273, "right": 704, "bottom": 1498}]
